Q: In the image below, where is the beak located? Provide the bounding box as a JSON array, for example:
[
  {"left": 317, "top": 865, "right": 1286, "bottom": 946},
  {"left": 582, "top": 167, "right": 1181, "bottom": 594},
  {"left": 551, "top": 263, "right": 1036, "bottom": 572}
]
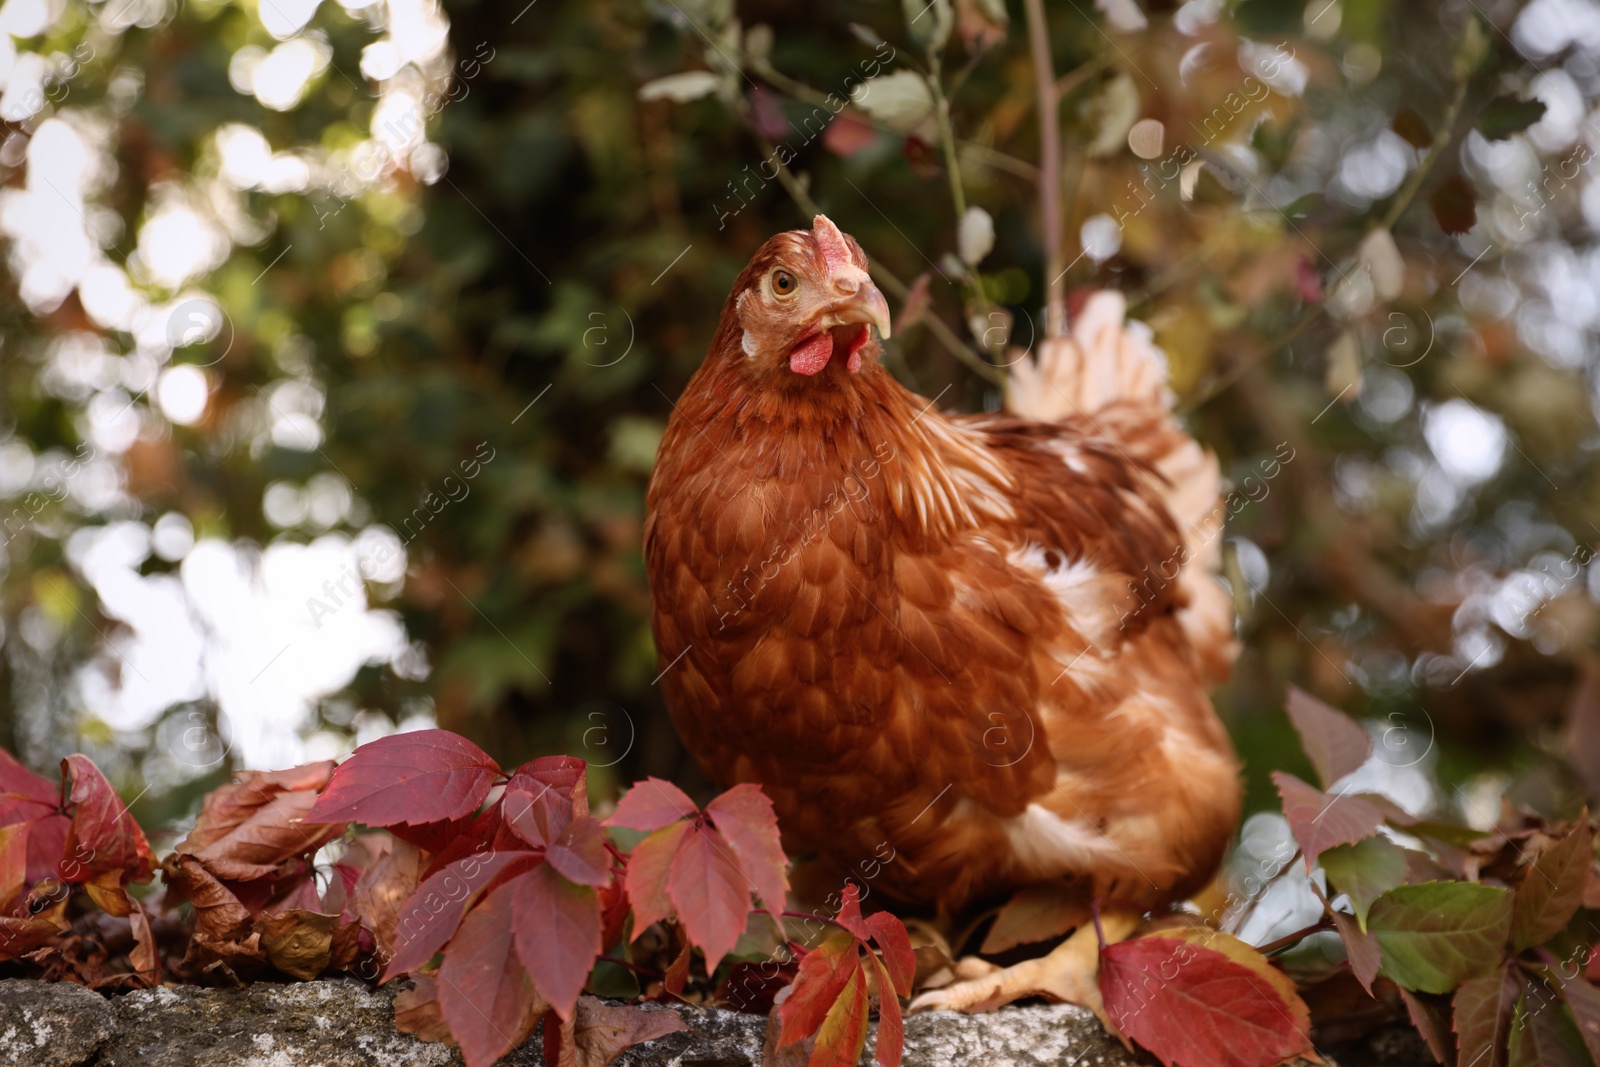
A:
[{"left": 827, "top": 281, "right": 893, "bottom": 340}]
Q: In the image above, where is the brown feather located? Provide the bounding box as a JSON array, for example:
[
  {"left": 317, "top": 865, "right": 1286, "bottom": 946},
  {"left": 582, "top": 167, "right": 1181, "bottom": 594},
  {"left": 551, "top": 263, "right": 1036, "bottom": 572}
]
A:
[{"left": 645, "top": 221, "right": 1240, "bottom": 915}]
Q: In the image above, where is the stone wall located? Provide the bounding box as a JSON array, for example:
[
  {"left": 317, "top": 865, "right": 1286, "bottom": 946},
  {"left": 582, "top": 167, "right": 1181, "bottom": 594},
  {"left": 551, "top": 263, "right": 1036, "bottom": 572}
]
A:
[{"left": 0, "top": 978, "right": 1426, "bottom": 1066}]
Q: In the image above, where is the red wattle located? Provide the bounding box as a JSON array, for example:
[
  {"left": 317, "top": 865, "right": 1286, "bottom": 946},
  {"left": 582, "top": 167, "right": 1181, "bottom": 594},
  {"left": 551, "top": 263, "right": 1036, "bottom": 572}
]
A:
[
  {"left": 845, "top": 326, "right": 870, "bottom": 373},
  {"left": 789, "top": 333, "right": 833, "bottom": 375}
]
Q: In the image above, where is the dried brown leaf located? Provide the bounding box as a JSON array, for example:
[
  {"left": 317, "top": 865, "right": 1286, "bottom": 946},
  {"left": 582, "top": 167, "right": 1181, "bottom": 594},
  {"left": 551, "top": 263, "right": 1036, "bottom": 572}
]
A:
[
  {"left": 256, "top": 908, "right": 337, "bottom": 980},
  {"left": 571, "top": 996, "right": 687, "bottom": 1067},
  {"left": 393, "top": 973, "right": 451, "bottom": 1043}
]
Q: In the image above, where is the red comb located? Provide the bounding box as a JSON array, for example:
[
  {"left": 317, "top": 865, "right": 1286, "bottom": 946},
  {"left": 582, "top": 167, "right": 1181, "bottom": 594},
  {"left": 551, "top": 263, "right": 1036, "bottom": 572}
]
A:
[{"left": 811, "top": 215, "right": 855, "bottom": 274}]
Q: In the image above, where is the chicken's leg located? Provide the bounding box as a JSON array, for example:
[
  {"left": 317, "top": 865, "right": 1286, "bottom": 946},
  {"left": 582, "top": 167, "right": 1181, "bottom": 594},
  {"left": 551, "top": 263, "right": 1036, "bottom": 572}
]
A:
[{"left": 907, "top": 909, "right": 1140, "bottom": 1015}]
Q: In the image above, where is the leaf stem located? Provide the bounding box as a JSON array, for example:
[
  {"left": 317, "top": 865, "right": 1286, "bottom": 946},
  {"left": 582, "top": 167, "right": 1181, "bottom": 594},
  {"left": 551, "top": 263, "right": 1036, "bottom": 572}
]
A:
[{"left": 1255, "top": 916, "right": 1334, "bottom": 955}]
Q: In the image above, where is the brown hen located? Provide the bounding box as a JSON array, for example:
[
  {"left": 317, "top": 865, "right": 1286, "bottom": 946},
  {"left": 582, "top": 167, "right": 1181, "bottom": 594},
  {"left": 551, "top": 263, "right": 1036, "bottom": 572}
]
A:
[{"left": 644, "top": 216, "right": 1241, "bottom": 1007}]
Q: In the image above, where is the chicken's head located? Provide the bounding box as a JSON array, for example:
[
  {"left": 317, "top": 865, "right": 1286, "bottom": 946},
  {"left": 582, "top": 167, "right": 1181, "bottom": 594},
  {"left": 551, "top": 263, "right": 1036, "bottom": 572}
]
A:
[{"left": 731, "top": 214, "right": 892, "bottom": 377}]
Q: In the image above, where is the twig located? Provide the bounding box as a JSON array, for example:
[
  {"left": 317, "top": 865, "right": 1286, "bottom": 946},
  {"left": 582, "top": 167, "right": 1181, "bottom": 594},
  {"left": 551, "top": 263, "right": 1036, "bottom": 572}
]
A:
[
  {"left": 1023, "top": 0, "right": 1065, "bottom": 337},
  {"left": 1056, "top": 52, "right": 1112, "bottom": 98},
  {"left": 1381, "top": 75, "right": 1471, "bottom": 232},
  {"left": 753, "top": 64, "right": 1037, "bottom": 184},
  {"left": 927, "top": 58, "right": 969, "bottom": 221}
]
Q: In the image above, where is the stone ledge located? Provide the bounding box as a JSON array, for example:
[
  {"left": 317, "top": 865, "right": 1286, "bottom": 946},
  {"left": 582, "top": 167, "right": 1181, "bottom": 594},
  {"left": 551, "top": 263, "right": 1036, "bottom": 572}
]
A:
[{"left": 0, "top": 978, "right": 1425, "bottom": 1066}]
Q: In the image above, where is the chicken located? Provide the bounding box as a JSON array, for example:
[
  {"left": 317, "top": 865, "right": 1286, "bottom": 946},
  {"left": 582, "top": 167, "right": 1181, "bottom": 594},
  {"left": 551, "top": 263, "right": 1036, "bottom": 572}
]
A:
[{"left": 643, "top": 215, "right": 1241, "bottom": 1011}]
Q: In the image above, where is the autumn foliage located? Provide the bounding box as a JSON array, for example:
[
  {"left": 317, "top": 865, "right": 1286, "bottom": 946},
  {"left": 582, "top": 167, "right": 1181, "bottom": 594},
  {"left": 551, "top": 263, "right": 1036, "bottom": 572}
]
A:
[{"left": 1, "top": 712, "right": 1599, "bottom": 1067}]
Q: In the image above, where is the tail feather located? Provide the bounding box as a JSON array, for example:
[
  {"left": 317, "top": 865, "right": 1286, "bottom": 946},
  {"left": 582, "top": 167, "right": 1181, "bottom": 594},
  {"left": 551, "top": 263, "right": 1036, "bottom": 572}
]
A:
[
  {"left": 1005, "top": 291, "right": 1171, "bottom": 421},
  {"left": 1006, "top": 291, "right": 1238, "bottom": 685}
]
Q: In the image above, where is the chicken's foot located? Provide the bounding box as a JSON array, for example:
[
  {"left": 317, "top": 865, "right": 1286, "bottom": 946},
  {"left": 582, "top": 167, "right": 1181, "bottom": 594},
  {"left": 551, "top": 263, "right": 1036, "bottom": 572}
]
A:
[{"left": 906, "top": 908, "right": 1140, "bottom": 1015}]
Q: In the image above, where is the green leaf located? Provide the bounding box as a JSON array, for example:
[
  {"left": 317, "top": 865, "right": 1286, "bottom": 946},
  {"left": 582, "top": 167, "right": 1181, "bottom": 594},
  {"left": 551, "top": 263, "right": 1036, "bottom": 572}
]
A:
[
  {"left": 1479, "top": 94, "right": 1548, "bottom": 141},
  {"left": 1367, "top": 881, "right": 1512, "bottom": 994},
  {"left": 1322, "top": 836, "right": 1410, "bottom": 929},
  {"left": 901, "top": 0, "right": 952, "bottom": 52},
  {"left": 1511, "top": 818, "right": 1593, "bottom": 950},
  {"left": 1453, "top": 12, "right": 1491, "bottom": 79}
]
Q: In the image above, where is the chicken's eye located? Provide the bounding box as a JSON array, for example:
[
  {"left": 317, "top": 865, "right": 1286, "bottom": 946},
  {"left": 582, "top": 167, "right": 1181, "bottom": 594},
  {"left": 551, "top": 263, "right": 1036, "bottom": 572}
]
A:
[{"left": 770, "top": 269, "right": 798, "bottom": 298}]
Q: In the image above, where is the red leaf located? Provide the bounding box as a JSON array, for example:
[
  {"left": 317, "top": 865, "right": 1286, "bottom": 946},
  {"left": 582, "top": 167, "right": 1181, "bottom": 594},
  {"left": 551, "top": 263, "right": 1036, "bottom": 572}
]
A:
[
  {"left": 393, "top": 973, "right": 451, "bottom": 1042},
  {"left": 509, "top": 861, "right": 603, "bottom": 1020},
  {"left": 750, "top": 86, "right": 789, "bottom": 141},
  {"left": 130, "top": 898, "right": 161, "bottom": 983},
  {"left": 667, "top": 822, "right": 749, "bottom": 973},
  {"left": 1099, "top": 936, "right": 1313, "bottom": 1067},
  {"left": 513, "top": 756, "right": 591, "bottom": 817},
  {"left": 1555, "top": 972, "right": 1600, "bottom": 1063},
  {"left": 1511, "top": 816, "right": 1592, "bottom": 949},
  {"left": 1331, "top": 911, "right": 1382, "bottom": 994},
  {"left": 1397, "top": 988, "right": 1453, "bottom": 1066},
  {"left": 544, "top": 1010, "right": 577, "bottom": 1067},
  {"left": 1285, "top": 687, "right": 1372, "bottom": 789},
  {"left": 0, "top": 749, "right": 61, "bottom": 821},
  {"left": 60, "top": 755, "right": 152, "bottom": 885},
  {"left": 665, "top": 939, "right": 691, "bottom": 997},
  {"left": 180, "top": 763, "right": 334, "bottom": 854},
  {"left": 389, "top": 815, "right": 475, "bottom": 855},
  {"left": 503, "top": 757, "right": 593, "bottom": 852},
  {"left": 778, "top": 929, "right": 859, "bottom": 1049},
  {"left": 352, "top": 838, "right": 426, "bottom": 957},
  {"left": 866, "top": 952, "right": 905, "bottom": 1067},
  {"left": 546, "top": 816, "right": 611, "bottom": 888},
  {"left": 177, "top": 765, "right": 343, "bottom": 881},
  {"left": 385, "top": 847, "right": 536, "bottom": 978},
  {"left": 864, "top": 912, "right": 915, "bottom": 999},
  {"left": 22, "top": 814, "right": 68, "bottom": 888},
  {"left": 823, "top": 110, "right": 877, "bottom": 159},
  {"left": 810, "top": 956, "right": 872, "bottom": 1067},
  {"left": 1453, "top": 965, "right": 1517, "bottom": 1067},
  {"left": 1272, "top": 772, "right": 1386, "bottom": 868},
  {"left": 0, "top": 824, "right": 24, "bottom": 913},
  {"left": 1293, "top": 258, "right": 1323, "bottom": 304},
  {"left": 896, "top": 273, "right": 934, "bottom": 334},
  {"left": 164, "top": 853, "right": 252, "bottom": 941},
  {"left": 605, "top": 778, "right": 697, "bottom": 833},
  {"left": 505, "top": 775, "right": 578, "bottom": 851},
  {"left": 307, "top": 730, "right": 501, "bottom": 827},
  {"left": 438, "top": 882, "right": 547, "bottom": 1067},
  {"left": 598, "top": 876, "right": 630, "bottom": 950},
  {"left": 833, "top": 883, "right": 871, "bottom": 941},
  {"left": 624, "top": 820, "right": 691, "bottom": 937},
  {"left": 0, "top": 913, "right": 67, "bottom": 963},
  {"left": 706, "top": 784, "right": 789, "bottom": 914},
  {"left": 419, "top": 806, "right": 504, "bottom": 877}
]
